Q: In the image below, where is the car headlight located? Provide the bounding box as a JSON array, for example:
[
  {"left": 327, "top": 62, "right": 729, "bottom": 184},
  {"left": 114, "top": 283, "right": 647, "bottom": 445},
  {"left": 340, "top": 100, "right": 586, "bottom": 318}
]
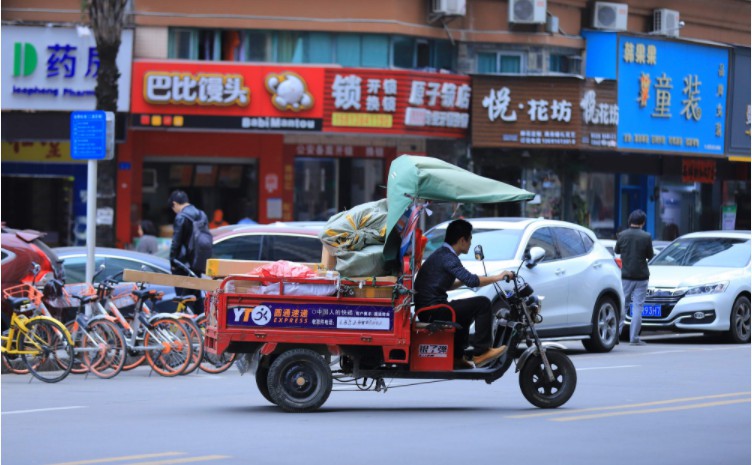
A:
[{"left": 685, "top": 282, "right": 729, "bottom": 296}]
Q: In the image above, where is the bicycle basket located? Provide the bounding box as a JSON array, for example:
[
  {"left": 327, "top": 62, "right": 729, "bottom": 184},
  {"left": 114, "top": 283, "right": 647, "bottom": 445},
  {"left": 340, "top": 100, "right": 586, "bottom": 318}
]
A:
[
  {"left": 2, "top": 284, "right": 44, "bottom": 312},
  {"left": 111, "top": 283, "right": 138, "bottom": 308}
]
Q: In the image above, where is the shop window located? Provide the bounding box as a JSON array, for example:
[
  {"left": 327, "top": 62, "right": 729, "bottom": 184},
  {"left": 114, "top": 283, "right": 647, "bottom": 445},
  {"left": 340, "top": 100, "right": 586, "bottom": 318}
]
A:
[
  {"left": 477, "top": 51, "right": 525, "bottom": 74},
  {"left": 307, "top": 33, "right": 334, "bottom": 63},
  {"left": 170, "top": 28, "right": 196, "bottom": 59},
  {"left": 392, "top": 36, "right": 415, "bottom": 68},
  {"left": 523, "top": 170, "right": 561, "bottom": 219},
  {"left": 416, "top": 40, "right": 431, "bottom": 68},
  {"left": 277, "top": 31, "right": 304, "bottom": 63},
  {"left": 247, "top": 31, "right": 272, "bottom": 62},
  {"left": 335, "top": 34, "right": 361, "bottom": 67},
  {"left": 169, "top": 165, "right": 193, "bottom": 187},
  {"left": 361, "top": 35, "right": 389, "bottom": 68},
  {"left": 193, "top": 165, "right": 218, "bottom": 187}
]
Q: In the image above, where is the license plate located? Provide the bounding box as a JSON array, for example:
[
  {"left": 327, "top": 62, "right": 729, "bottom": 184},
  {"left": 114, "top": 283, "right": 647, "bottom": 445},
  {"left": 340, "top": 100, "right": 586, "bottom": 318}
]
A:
[{"left": 630, "top": 304, "right": 662, "bottom": 317}]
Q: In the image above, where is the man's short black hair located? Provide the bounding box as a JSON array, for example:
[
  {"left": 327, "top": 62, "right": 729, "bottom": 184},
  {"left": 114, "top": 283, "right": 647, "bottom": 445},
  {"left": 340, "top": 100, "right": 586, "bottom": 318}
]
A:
[
  {"left": 140, "top": 219, "right": 156, "bottom": 236},
  {"left": 168, "top": 190, "right": 189, "bottom": 207},
  {"left": 628, "top": 209, "right": 647, "bottom": 226},
  {"left": 445, "top": 219, "right": 472, "bottom": 246}
]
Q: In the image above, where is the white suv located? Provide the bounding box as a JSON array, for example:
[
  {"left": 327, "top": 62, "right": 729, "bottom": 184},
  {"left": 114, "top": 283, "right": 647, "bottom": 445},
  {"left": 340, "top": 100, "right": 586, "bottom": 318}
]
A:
[{"left": 423, "top": 218, "right": 625, "bottom": 352}]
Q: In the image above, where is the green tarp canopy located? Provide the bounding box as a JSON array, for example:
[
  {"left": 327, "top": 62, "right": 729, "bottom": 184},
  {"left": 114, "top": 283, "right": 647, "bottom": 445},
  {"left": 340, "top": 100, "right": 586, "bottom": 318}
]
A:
[{"left": 383, "top": 155, "right": 535, "bottom": 263}]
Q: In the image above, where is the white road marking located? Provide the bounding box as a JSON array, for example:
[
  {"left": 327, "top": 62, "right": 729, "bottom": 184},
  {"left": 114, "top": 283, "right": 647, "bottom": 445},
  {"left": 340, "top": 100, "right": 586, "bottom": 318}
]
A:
[{"left": 2, "top": 405, "right": 86, "bottom": 415}]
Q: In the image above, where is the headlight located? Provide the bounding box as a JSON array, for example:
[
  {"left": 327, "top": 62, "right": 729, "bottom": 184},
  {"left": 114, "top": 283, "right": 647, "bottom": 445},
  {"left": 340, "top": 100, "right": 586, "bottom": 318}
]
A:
[{"left": 685, "top": 282, "right": 729, "bottom": 296}]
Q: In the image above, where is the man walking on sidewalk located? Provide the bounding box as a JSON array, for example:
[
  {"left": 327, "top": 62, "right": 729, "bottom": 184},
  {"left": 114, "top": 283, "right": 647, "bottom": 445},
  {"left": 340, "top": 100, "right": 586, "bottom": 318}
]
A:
[{"left": 615, "top": 209, "right": 654, "bottom": 345}]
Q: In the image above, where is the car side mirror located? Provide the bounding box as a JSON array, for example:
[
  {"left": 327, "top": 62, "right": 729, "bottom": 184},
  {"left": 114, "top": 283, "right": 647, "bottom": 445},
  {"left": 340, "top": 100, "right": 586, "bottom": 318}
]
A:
[
  {"left": 526, "top": 246, "right": 545, "bottom": 268},
  {"left": 474, "top": 245, "right": 484, "bottom": 261}
]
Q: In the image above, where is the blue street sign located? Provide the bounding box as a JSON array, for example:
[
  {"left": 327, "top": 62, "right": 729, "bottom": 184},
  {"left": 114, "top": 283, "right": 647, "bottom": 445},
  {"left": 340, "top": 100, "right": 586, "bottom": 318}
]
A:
[{"left": 70, "top": 110, "right": 107, "bottom": 160}]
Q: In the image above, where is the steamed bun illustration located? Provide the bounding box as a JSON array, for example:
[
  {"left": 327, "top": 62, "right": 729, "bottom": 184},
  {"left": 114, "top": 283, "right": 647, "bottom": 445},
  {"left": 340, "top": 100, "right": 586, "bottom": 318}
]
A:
[{"left": 265, "top": 72, "right": 314, "bottom": 112}]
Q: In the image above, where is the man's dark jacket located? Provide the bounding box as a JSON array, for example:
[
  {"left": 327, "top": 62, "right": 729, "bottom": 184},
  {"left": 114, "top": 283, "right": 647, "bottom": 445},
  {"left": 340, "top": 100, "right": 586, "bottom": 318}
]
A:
[
  {"left": 614, "top": 227, "right": 654, "bottom": 280},
  {"left": 169, "top": 204, "right": 205, "bottom": 272}
]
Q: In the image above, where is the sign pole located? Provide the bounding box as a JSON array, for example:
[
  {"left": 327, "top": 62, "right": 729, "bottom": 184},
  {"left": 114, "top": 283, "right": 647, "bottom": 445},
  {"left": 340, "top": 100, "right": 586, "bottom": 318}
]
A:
[{"left": 85, "top": 160, "right": 98, "bottom": 284}]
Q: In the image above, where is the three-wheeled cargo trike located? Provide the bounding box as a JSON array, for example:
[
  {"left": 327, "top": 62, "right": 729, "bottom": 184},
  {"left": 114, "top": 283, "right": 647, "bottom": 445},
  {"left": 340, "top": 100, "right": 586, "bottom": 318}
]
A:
[{"left": 202, "top": 155, "right": 577, "bottom": 412}]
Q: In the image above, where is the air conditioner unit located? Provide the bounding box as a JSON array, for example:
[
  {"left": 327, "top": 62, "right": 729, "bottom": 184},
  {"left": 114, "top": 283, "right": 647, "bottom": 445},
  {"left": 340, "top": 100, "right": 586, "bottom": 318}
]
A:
[
  {"left": 432, "top": 0, "right": 466, "bottom": 16},
  {"left": 592, "top": 2, "right": 628, "bottom": 31},
  {"left": 653, "top": 9, "right": 681, "bottom": 37},
  {"left": 509, "top": 0, "right": 547, "bottom": 24}
]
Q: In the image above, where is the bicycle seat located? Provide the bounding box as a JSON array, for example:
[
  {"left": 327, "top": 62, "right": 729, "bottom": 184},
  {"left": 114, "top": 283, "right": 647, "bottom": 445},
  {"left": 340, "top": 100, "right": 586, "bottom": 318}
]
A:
[
  {"left": 133, "top": 289, "right": 164, "bottom": 301},
  {"left": 171, "top": 295, "right": 197, "bottom": 304},
  {"left": 69, "top": 294, "right": 98, "bottom": 305},
  {"left": 6, "top": 297, "right": 31, "bottom": 311}
]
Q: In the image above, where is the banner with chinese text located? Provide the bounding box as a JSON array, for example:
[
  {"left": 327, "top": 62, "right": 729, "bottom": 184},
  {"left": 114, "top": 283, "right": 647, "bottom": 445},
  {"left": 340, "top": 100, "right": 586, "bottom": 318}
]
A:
[
  {"left": 617, "top": 36, "right": 729, "bottom": 156},
  {"left": 471, "top": 76, "right": 618, "bottom": 149},
  {"left": 130, "top": 60, "right": 327, "bottom": 131},
  {"left": 323, "top": 69, "right": 471, "bottom": 138}
]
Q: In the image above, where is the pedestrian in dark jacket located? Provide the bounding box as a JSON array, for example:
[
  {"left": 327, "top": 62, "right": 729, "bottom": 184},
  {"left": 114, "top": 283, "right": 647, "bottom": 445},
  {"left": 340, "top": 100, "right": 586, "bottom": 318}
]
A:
[
  {"left": 615, "top": 209, "right": 654, "bottom": 345},
  {"left": 168, "top": 190, "right": 212, "bottom": 313}
]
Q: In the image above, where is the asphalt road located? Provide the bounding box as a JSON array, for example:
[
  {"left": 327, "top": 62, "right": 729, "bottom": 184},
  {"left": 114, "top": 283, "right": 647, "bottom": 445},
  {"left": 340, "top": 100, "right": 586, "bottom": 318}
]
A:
[{"left": 2, "top": 334, "right": 750, "bottom": 465}]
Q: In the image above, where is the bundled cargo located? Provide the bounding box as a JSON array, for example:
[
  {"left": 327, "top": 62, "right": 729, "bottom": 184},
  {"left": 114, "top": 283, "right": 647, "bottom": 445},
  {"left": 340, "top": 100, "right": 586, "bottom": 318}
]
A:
[{"left": 319, "top": 199, "right": 390, "bottom": 276}]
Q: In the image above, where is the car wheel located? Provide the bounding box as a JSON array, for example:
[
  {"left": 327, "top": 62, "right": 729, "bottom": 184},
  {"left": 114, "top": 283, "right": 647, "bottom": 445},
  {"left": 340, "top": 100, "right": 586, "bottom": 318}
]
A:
[
  {"left": 582, "top": 296, "right": 618, "bottom": 353},
  {"left": 727, "top": 295, "right": 751, "bottom": 344}
]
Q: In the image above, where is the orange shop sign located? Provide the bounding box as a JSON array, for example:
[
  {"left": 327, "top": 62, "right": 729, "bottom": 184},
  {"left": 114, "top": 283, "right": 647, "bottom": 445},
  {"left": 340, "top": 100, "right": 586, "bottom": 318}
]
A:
[
  {"left": 130, "top": 60, "right": 327, "bottom": 131},
  {"left": 323, "top": 69, "right": 471, "bottom": 138}
]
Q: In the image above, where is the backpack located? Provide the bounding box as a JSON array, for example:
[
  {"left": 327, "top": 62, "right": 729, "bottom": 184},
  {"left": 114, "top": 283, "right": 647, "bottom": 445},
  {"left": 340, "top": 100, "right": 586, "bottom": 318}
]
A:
[{"left": 186, "top": 210, "right": 213, "bottom": 275}]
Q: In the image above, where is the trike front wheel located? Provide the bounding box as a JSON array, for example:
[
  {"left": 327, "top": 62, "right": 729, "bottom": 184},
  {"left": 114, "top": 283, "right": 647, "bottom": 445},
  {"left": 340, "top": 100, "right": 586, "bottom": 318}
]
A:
[
  {"left": 518, "top": 349, "right": 576, "bottom": 408},
  {"left": 267, "top": 349, "right": 332, "bottom": 413}
]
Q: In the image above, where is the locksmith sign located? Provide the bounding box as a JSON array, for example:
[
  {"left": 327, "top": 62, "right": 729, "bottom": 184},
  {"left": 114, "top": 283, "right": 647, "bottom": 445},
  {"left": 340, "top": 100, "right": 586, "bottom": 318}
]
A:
[{"left": 1, "top": 25, "right": 133, "bottom": 112}]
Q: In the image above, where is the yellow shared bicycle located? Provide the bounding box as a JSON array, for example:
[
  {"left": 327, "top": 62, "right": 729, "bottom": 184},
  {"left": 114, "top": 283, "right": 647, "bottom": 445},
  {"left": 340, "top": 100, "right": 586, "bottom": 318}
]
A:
[{"left": 2, "top": 284, "right": 75, "bottom": 383}]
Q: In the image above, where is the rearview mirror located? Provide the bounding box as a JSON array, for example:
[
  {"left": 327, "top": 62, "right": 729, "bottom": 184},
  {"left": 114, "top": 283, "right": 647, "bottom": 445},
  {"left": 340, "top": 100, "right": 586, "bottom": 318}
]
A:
[
  {"left": 526, "top": 247, "right": 545, "bottom": 268},
  {"left": 474, "top": 245, "right": 484, "bottom": 261}
]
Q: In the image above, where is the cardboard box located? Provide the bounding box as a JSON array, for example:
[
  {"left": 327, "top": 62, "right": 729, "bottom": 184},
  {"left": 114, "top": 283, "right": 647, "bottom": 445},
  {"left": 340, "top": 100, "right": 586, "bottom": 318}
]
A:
[
  {"left": 351, "top": 286, "right": 394, "bottom": 299},
  {"left": 123, "top": 269, "right": 220, "bottom": 292},
  {"left": 320, "top": 247, "right": 337, "bottom": 270},
  {"left": 205, "top": 259, "right": 319, "bottom": 278}
]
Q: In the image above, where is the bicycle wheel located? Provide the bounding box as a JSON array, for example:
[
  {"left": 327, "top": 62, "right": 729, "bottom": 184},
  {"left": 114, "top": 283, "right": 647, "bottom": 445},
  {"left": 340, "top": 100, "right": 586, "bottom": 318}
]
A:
[
  {"left": 19, "top": 319, "right": 74, "bottom": 383},
  {"left": 196, "top": 315, "right": 236, "bottom": 374},
  {"left": 2, "top": 352, "right": 29, "bottom": 374},
  {"left": 178, "top": 317, "right": 204, "bottom": 376},
  {"left": 121, "top": 316, "right": 147, "bottom": 371},
  {"left": 64, "top": 321, "right": 89, "bottom": 374},
  {"left": 144, "top": 317, "right": 192, "bottom": 377},
  {"left": 83, "top": 319, "right": 126, "bottom": 379}
]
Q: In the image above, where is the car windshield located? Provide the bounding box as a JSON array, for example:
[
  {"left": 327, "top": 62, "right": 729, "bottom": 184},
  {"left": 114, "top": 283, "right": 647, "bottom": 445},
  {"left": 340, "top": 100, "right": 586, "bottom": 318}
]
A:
[
  {"left": 424, "top": 229, "right": 522, "bottom": 261},
  {"left": 651, "top": 237, "right": 751, "bottom": 268}
]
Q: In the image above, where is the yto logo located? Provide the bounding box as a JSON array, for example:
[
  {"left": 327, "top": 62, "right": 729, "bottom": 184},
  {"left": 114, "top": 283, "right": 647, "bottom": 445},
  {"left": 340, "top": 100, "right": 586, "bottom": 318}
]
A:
[
  {"left": 13, "top": 42, "right": 37, "bottom": 77},
  {"left": 251, "top": 305, "right": 272, "bottom": 326}
]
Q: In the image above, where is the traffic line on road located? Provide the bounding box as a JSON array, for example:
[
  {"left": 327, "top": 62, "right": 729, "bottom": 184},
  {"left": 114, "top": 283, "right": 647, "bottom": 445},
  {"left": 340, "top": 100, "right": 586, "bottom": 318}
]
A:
[
  {"left": 552, "top": 398, "right": 750, "bottom": 422},
  {"left": 506, "top": 391, "right": 751, "bottom": 420},
  {"left": 124, "top": 455, "right": 231, "bottom": 465},
  {"left": 577, "top": 365, "right": 640, "bottom": 371},
  {"left": 2, "top": 406, "right": 86, "bottom": 415},
  {"left": 47, "top": 452, "right": 185, "bottom": 465},
  {"left": 47, "top": 452, "right": 232, "bottom": 465}
]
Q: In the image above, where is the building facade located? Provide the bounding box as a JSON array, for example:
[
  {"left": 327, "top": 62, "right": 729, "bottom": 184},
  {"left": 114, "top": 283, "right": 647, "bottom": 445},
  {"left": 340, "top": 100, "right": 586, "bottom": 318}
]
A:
[{"left": 1, "top": 0, "right": 749, "bottom": 247}]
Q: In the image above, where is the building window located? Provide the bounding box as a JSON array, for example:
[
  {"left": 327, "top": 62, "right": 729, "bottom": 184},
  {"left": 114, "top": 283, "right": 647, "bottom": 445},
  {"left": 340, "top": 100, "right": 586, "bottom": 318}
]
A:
[
  {"left": 549, "top": 54, "right": 581, "bottom": 74},
  {"left": 247, "top": 31, "right": 273, "bottom": 62},
  {"left": 361, "top": 35, "right": 389, "bottom": 68},
  {"left": 477, "top": 51, "right": 525, "bottom": 74},
  {"left": 335, "top": 34, "right": 361, "bottom": 67},
  {"left": 392, "top": 36, "right": 415, "bottom": 68},
  {"left": 307, "top": 33, "right": 333, "bottom": 63},
  {"left": 277, "top": 31, "right": 304, "bottom": 63},
  {"left": 170, "top": 28, "right": 196, "bottom": 59}
]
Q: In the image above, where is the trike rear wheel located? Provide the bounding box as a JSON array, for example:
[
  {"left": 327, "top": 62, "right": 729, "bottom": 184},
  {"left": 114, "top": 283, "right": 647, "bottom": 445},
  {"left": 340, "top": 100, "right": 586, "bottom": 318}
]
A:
[
  {"left": 518, "top": 349, "right": 576, "bottom": 408},
  {"left": 267, "top": 349, "right": 332, "bottom": 413},
  {"left": 255, "top": 364, "right": 275, "bottom": 405}
]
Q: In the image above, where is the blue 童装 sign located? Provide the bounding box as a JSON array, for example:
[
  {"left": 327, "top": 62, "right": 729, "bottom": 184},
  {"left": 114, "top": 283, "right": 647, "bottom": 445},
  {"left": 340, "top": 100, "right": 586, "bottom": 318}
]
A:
[{"left": 617, "top": 36, "right": 729, "bottom": 156}]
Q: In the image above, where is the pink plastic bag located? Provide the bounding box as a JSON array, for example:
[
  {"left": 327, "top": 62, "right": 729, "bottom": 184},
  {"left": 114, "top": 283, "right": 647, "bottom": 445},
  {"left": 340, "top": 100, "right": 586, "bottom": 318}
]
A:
[{"left": 251, "top": 260, "right": 316, "bottom": 280}]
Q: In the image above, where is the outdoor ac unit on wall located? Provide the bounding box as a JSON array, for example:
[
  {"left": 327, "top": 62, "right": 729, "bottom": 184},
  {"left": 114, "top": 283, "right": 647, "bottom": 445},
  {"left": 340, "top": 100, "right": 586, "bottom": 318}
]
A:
[
  {"left": 432, "top": 0, "right": 466, "bottom": 16},
  {"left": 653, "top": 9, "right": 681, "bottom": 37},
  {"left": 592, "top": 2, "right": 628, "bottom": 31},
  {"left": 509, "top": 0, "right": 547, "bottom": 24}
]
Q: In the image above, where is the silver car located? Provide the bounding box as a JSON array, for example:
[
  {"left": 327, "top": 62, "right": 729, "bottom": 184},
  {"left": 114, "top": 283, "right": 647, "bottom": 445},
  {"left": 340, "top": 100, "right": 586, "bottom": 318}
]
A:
[{"left": 424, "top": 218, "right": 625, "bottom": 352}]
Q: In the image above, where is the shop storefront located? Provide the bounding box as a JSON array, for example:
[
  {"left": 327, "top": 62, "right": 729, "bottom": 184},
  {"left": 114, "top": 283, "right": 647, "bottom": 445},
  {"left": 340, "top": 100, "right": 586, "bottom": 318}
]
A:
[
  {"left": 470, "top": 75, "right": 621, "bottom": 236},
  {"left": 121, "top": 61, "right": 470, "bottom": 246},
  {"left": 581, "top": 31, "right": 738, "bottom": 238},
  {"left": 0, "top": 25, "right": 133, "bottom": 246}
]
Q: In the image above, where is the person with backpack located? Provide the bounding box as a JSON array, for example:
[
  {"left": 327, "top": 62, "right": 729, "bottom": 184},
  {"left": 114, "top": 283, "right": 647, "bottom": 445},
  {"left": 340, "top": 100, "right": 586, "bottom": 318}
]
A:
[{"left": 168, "top": 190, "right": 213, "bottom": 313}]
